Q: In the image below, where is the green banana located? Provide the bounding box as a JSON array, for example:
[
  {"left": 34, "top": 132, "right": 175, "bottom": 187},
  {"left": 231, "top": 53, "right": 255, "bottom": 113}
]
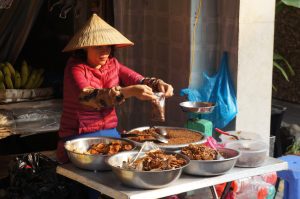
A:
[
  {"left": 5, "top": 62, "right": 15, "bottom": 79},
  {"left": 21, "top": 61, "right": 29, "bottom": 87},
  {"left": 14, "top": 71, "right": 21, "bottom": 89},
  {"left": 0, "top": 81, "right": 5, "bottom": 89},
  {"left": 32, "top": 68, "right": 45, "bottom": 88},
  {"left": 5, "top": 76, "right": 13, "bottom": 89},
  {"left": 36, "top": 76, "right": 44, "bottom": 88},
  {"left": 2, "top": 66, "right": 11, "bottom": 78},
  {"left": 25, "top": 69, "right": 38, "bottom": 89},
  {"left": 37, "top": 68, "right": 45, "bottom": 75},
  {"left": 0, "top": 71, "right": 4, "bottom": 82},
  {"left": 0, "top": 63, "right": 6, "bottom": 70}
]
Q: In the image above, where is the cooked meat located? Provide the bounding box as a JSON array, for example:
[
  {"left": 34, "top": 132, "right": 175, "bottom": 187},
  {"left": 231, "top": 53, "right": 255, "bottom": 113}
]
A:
[
  {"left": 123, "top": 150, "right": 187, "bottom": 171},
  {"left": 82, "top": 141, "right": 133, "bottom": 155},
  {"left": 181, "top": 144, "right": 217, "bottom": 160}
]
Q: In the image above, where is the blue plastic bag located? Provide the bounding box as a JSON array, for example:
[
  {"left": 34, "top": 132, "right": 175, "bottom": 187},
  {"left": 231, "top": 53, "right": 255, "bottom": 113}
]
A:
[{"left": 180, "top": 52, "right": 237, "bottom": 128}]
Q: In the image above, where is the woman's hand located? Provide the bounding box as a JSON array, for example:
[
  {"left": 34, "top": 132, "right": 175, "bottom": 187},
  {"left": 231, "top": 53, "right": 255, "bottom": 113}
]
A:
[
  {"left": 157, "top": 80, "right": 174, "bottom": 98},
  {"left": 141, "top": 77, "right": 174, "bottom": 98},
  {"left": 120, "top": 85, "right": 157, "bottom": 100}
]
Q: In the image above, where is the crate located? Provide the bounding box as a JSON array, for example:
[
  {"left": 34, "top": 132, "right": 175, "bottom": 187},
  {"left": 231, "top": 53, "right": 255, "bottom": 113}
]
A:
[{"left": 0, "top": 87, "right": 54, "bottom": 103}]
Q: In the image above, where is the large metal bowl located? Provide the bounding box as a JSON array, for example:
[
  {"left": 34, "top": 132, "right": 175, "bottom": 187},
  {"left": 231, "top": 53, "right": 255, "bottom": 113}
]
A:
[
  {"left": 125, "top": 126, "right": 207, "bottom": 151},
  {"left": 183, "top": 148, "right": 240, "bottom": 176},
  {"left": 107, "top": 151, "right": 190, "bottom": 189},
  {"left": 179, "top": 101, "right": 216, "bottom": 114},
  {"left": 64, "top": 137, "right": 135, "bottom": 171}
]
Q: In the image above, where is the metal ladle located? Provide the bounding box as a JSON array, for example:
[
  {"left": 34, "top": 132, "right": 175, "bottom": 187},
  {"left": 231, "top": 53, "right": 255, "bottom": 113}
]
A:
[
  {"left": 153, "top": 126, "right": 168, "bottom": 136},
  {"left": 150, "top": 126, "right": 168, "bottom": 143}
]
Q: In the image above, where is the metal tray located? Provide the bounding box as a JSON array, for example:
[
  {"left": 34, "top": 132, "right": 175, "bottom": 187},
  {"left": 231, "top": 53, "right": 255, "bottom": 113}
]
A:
[
  {"left": 179, "top": 101, "right": 216, "bottom": 114},
  {"left": 125, "top": 126, "right": 207, "bottom": 151}
]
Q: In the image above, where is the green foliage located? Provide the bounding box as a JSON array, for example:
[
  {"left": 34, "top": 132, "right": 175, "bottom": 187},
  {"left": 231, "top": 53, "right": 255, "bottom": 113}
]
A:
[
  {"left": 273, "top": 0, "right": 300, "bottom": 91},
  {"left": 273, "top": 53, "right": 295, "bottom": 81},
  {"left": 282, "top": 0, "right": 300, "bottom": 8},
  {"left": 273, "top": 53, "right": 295, "bottom": 91},
  {"left": 286, "top": 140, "right": 300, "bottom": 155}
]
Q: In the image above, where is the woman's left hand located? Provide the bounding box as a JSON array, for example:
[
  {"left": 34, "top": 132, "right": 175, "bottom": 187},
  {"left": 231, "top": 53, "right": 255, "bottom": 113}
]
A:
[{"left": 157, "top": 80, "right": 174, "bottom": 98}]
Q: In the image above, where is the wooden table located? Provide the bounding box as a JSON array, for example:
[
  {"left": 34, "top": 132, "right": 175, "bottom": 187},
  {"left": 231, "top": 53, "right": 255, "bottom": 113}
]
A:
[{"left": 56, "top": 157, "right": 288, "bottom": 199}]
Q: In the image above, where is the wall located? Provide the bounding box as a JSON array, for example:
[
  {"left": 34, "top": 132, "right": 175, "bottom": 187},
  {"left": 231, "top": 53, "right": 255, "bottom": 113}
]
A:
[
  {"left": 114, "top": 0, "right": 191, "bottom": 130},
  {"left": 189, "top": 0, "right": 239, "bottom": 89}
]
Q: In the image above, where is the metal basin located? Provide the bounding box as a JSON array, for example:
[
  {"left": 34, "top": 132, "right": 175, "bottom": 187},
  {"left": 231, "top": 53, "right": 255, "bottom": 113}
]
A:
[
  {"left": 107, "top": 151, "right": 190, "bottom": 189},
  {"left": 179, "top": 101, "right": 216, "bottom": 114},
  {"left": 183, "top": 148, "right": 240, "bottom": 176},
  {"left": 125, "top": 126, "right": 207, "bottom": 151},
  {"left": 64, "top": 137, "right": 135, "bottom": 171}
]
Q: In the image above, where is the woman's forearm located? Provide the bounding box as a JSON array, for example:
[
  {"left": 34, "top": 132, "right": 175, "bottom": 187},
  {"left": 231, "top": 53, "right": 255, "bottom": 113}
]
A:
[{"left": 79, "top": 86, "right": 125, "bottom": 109}]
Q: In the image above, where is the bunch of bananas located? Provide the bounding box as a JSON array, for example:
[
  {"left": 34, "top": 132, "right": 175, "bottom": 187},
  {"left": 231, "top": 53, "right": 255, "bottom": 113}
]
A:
[{"left": 0, "top": 61, "right": 44, "bottom": 90}]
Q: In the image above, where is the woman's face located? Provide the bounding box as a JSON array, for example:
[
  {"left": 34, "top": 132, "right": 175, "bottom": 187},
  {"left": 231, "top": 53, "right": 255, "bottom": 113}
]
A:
[{"left": 86, "top": 46, "right": 111, "bottom": 67}]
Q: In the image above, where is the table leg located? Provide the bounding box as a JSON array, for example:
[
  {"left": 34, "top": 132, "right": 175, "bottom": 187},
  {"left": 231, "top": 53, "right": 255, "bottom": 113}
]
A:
[
  {"left": 220, "top": 181, "right": 232, "bottom": 199},
  {"left": 210, "top": 186, "right": 218, "bottom": 199}
]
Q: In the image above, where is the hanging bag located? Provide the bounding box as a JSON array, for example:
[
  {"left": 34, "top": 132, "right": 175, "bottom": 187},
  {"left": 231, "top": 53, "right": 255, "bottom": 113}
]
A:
[{"left": 181, "top": 52, "right": 237, "bottom": 128}]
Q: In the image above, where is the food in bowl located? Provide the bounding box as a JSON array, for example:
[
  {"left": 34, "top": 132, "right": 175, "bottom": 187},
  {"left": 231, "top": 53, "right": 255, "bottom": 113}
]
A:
[
  {"left": 107, "top": 150, "right": 190, "bottom": 189},
  {"left": 225, "top": 140, "right": 268, "bottom": 167},
  {"left": 182, "top": 145, "right": 240, "bottom": 176},
  {"left": 122, "top": 150, "right": 188, "bottom": 171},
  {"left": 181, "top": 144, "right": 218, "bottom": 160},
  {"left": 68, "top": 140, "right": 133, "bottom": 155},
  {"left": 127, "top": 127, "right": 203, "bottom": 145},
  {"left": 64, "top": 137, "right": 135, "bottom": 171}
]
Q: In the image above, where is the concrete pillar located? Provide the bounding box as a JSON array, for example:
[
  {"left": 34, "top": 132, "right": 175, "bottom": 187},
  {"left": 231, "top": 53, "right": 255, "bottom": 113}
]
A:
[{"left": 235, "top": 0, "right": 276, "bottom": 142}]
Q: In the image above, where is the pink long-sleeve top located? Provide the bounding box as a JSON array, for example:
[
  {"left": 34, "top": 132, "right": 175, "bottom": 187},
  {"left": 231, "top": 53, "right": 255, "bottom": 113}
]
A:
[{"left": 59, "top": 57, "right": 144, "bottom": 139}]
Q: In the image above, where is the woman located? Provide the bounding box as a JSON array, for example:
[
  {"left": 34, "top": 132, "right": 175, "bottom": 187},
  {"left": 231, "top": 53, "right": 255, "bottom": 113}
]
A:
[{"left": 57, "top": 14, "right": 173, "bottom": 163}]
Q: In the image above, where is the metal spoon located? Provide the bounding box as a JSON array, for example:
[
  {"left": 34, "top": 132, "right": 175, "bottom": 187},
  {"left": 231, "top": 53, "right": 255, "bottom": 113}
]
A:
[
  {"left": 212, "top": 146, "right": 224, "bottom": 160},
  {"left": 207, "top": 137, "right": 225, "bottom": 160},
  {"left": 153, "top": 126, "right": 168, "bottom": 136},
  {"left": 152, "top": 131, "right": 169, "bottom": 143}
]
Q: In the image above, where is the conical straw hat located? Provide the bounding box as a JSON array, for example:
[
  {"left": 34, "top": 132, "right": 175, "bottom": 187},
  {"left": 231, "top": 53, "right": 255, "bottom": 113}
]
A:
[{"left": 63, "top": 14, "right": 133, "bottom": 52}]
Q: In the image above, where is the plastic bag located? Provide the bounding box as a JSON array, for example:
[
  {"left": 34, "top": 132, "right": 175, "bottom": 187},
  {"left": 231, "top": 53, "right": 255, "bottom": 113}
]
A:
[
  {"left": 151, "top": 92, "right": 165, "bottom": 122},
  {"left": 180, "top": 52, "right": 237, "bottom": 129},
  {"left": 4, "top": 153, "right": 87, "bottom": 199},
  {"left": 235, "top": 179, "right": 276, "bottom": 199},
  {"left": 0, "top": 109, "right": 16, "bottom": 139}
]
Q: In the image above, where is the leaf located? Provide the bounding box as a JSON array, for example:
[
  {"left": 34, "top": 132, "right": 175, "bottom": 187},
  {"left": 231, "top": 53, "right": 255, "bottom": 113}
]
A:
[
  {"left": 273, "top": 61, "right": 290, "bottom": 81},
  {"left": 273, "top": 53, "right": 295, "bottom": 76},
  {"left": 276, "top": 1, "right": 285, "bottom": 12},
  {"left": 282, "top": 0, "right": 300, "bottom": 8},
  {"left": 286, "top": 140, "right": 300, "bottom": 154},
  {"left": 272, "top": 85, "right": 277, "bottom": 92}
]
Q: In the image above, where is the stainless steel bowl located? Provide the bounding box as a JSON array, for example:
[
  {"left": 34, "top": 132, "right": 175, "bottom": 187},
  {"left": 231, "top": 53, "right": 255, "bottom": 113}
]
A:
[
  {"left": 126, "top": 126, "right": 207, "bottom": 151},
  {"left": 64, "top": 137, "right": 135, "bottom": 171},
  {"left": 179, "top": 101, "right": 216, "bottom": 114},
  {"left": 107, "top": 151, "right": 190, "bottom": 189},
  {"left": 183, "top": 148, "right": 240, "bottom": 176}
]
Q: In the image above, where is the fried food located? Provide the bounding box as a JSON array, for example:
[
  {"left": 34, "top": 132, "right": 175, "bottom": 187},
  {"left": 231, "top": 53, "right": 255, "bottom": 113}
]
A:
[
  {"left": 126, "top": 128, "right": 203, "bottom": 145},
  {"left": 82, "top": 141, "right": 133, "bottom": 155},
  {"left": 123, "top": 150, "right": 187, "bottom": 171},
  {"left": 181, "top": 144, "right": 217, "bottom": 160}
]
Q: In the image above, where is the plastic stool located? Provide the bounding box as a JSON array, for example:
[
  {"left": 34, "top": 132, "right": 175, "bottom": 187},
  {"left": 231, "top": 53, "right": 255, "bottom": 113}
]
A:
[{"left": 277, "top": 155, "right": 300, "bottom": 199}]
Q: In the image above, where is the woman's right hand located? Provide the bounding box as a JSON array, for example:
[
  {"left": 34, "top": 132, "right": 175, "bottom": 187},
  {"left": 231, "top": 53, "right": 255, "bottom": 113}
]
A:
[{"left": 120, "top": 85, "right": 157, "bottom": 100}]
